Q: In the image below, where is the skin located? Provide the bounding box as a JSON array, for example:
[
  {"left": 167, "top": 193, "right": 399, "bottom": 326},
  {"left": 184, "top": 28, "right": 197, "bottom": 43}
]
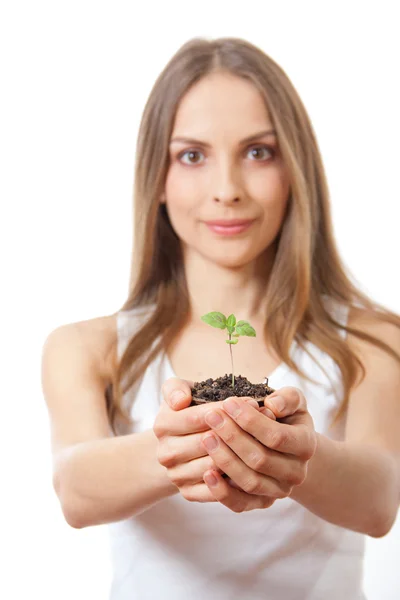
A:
[
  {"left": 163, "top": 71, "right": 290, "bottom": 323},
  {"left": 153, "top": 73, "right": 400, "bottom": 533}
]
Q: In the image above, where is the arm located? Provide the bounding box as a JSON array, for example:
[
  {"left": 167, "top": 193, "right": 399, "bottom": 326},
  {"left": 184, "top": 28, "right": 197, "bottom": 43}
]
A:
[
  {"left": 195, "top": 308, "right": 400, "bottom": 531},
  {"left": 42, "top": 323, "right": 177, "bottom": 530},
  {"left": 290, "top": 310, "right": 400, "bottom": 537},
  {"left": 54, "top": 430, "right": 178, "bottom": 528}
]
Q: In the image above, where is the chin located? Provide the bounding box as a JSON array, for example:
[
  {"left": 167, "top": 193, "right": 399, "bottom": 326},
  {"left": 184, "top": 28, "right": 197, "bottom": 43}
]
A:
[{"left": 206, "top": 250, "right": 260, "bottom": 269}]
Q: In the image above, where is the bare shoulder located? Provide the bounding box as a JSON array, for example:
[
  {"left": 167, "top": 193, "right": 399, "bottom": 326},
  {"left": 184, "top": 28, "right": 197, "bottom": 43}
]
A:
[
  {"left": 81, "top": 313, "right": 118, "bottom": 382},
  {"left": 41, "top": 313, "right": 118, "bottom": 454},
  {"left": 53, "top": 313, "right": 118, "bottom": 384},
  {"left": 344, "top": 306, "right": 400, "bottom": 447}
]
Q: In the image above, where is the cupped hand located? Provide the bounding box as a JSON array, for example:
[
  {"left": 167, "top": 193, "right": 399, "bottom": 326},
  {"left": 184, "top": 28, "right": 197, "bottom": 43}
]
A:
[
  {"left": 153, "top": 377, "right": 268, "bottom": 505},
  {"left": 201, "top": 386, "right": 317, "bottom": 512}
]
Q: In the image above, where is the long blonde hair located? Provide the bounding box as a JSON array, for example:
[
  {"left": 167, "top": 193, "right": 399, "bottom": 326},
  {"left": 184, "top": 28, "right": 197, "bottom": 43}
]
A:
[{"left": 105, "top": 36, "right": 400, "bottom": 435}]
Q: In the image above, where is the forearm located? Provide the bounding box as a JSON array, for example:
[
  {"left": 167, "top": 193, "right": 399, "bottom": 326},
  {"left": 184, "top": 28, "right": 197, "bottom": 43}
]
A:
[
  {"left": 54, "top": 429, "right": 178, "bottom": 528},
  {"left": 290, "top": 433, "right": 399, "bottom": 537}
]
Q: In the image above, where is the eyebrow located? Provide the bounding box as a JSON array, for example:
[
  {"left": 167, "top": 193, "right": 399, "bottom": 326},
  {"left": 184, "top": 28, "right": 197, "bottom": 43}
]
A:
[{"left": 170, "top": 128, "right": 277, "bottom": 147}]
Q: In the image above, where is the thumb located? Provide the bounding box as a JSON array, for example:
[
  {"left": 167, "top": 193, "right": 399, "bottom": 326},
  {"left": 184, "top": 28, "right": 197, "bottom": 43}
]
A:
[{"left": 162, "top": 377, "right": 194, "bottom": 410}]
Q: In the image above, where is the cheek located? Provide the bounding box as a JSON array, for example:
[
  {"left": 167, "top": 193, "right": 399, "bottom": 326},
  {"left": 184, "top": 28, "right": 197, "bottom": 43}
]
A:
[
  {"left": 163, "top": 173, "right": 196, "bottom": 239},
  {"left": 254, "top": 174, "right": 290, "bottom": 217},
  {"left": 165, "top": 164, "right": 201, "bottom": 199},
  {"left": 164, "top": 167, "right": 202, "bottom": 234}
]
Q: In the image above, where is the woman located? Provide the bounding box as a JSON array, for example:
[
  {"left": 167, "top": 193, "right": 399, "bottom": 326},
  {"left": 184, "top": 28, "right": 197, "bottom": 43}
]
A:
[{"left": 42, "top": 37, "right": 400, "bottom": 599}]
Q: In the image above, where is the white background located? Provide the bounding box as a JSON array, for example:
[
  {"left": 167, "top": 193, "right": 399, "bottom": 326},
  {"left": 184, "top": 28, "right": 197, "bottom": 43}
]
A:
[{"left": 1, "top": 1, "right": 399, "bottom": 598}]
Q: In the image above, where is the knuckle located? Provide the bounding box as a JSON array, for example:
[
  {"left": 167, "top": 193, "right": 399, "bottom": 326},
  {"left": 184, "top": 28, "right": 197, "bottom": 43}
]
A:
[
  {"left": 168, "top": 466, "right": 190, "bottom": 488},
  {"left": 242, "top": 476, "right": 264, "bottom": 495},
  {"left": 269, "top": 429, "right": 289, "bottom": 450},
  {"left": 185, "top": 410, "right": 201, "bottom": 430},
  {"left": 218, "top": 456, "right": 232, "bottom": 472},
  {"left": 224, "top": 429, "right": 237, "bottom": 445},
  {"left": 170, "top": 474, "right": 183, "bottom": 487},
  {"left": 301, "top": 431, "right": 317, "bottom": 459},
  {"left": 157, "top": 448, "right": 177, "bottom": 468},
  {"left": 273, "top": 484, "right": 290, "bottom": 499},
  {"left": 180, "top": 487, "right": 194, "bottom": 502},
  {"left": 207, "top": 457, "right": 220, "bottom": 472},
  {"left": 296, "top": 466, "right": 307, "bottom": 485},
  {"left": 152, "top": 420, "right": 165, "bottom": 439},
  {"left": 248, "top": 452, "right": 270, "bottom": 474},
  {"left": 285, "top": 469, "right": 304, "bottom": 486},
  {"left": 239, "top": 411, "right": 254, "bottom": 428},
  {"left": 231, "top": 502, "right": 245, "bottom": 513},
  {"left": 263, "top": 497, "right": 276, "bottom": 508}
]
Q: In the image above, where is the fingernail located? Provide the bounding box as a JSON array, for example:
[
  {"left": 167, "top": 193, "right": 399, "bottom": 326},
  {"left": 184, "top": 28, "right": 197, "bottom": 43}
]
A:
[
  {"left": 246, "top": 399, "right": 259, "bottom": 409},
  {"left": 170, "top": 390, "right": 185, "bottom": 406},
  {"left": 204, "top": 471, "right": 218, "bottom": 486},
  {"left": 203, "top": 435, "right": 219, "bottom": 451},
  {"left": 269, "top": 395, "right": 285, "bottom": 413},
  {"left": 261, "top": 407, "right": 277, "bottom": 420},
  {"left": 222, "top": 398, "right": 241, "bottom": 417},
  {"left": 205, "top": 411, "right": 224, "bottom": 428}
]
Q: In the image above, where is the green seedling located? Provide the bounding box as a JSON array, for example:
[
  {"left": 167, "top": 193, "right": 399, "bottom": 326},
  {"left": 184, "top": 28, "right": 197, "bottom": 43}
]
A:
[{"left": 200, "top": 312, "right": 256, "bottom": 387}]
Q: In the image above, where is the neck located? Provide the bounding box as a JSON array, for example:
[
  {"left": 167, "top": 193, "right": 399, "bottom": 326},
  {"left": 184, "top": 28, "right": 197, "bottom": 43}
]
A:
[{"left": 182, "top": 247, "right": 275, "bottom": 325}]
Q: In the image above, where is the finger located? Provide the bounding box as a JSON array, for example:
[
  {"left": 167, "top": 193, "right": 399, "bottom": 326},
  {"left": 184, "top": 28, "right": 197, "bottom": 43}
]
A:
[
  {"left": 154, "top": 398, "right": 261, "bottom": 438},
  {"left": 220, "top": 396, "right": 315, "bottom": 458},
  {"left": 201, "top": 433, "right": 291, "bottom": 498},
  {"left": 179, "top": 482, "right": 218, "bottom": 503},
  {"left": 203, "top": 469, "right": 276, "bottom": 512},
  {"left": 157, "top": 431, "right": 215, "bottom": 467},
  {"left": 199, "top": 406, "right": 307, "bottom": 484},
  {"left": 263, "top": 387, "right": 309, "bottom": 423},
  {"left": 162, "top": 377, "right": 195, "bottom": 410},
  {"left": 258, "top": 406, "right": 277, "bottom": 421},
  {"left": 166, "top": 455, "right": 225, "bottom": 487}
]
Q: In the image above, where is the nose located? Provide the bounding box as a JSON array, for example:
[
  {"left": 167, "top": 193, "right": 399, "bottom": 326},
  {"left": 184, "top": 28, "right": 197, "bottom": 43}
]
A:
[{"left": 212, "top": 158, "right": 241, "bottom": 204}]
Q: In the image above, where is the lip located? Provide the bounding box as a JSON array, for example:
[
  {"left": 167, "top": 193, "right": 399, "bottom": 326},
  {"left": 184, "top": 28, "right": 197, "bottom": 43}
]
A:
[
  {"left": 204, "top": 219, "right": 256, "bottom": 236},
  {"left": 204, "top": 218, "right": 255, "bottom": 226}
]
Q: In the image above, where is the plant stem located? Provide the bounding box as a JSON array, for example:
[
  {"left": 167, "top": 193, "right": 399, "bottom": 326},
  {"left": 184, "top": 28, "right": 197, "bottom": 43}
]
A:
[{"left": 228, "top": 333, "right": 235, "bottom": 387}]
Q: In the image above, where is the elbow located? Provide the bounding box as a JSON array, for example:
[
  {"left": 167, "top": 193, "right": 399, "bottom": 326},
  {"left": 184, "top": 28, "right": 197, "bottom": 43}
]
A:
[
  {"left": 53, "top": 468, "right": 87, "bottom": 529},
  {"left": 62, "top": 501, "right": 87, "bottom": 529},
  {"left": 366, "top": 457, "right": 399, "bottom": 538},
  {"left": 366, "top": 507, "right": 398, "bottom": 539},
  {"left": 368, "top": 525, "right": 391, "bottom": 539},
  {"left": 57, "top": 491, "right": 88, "bottom": 529}
]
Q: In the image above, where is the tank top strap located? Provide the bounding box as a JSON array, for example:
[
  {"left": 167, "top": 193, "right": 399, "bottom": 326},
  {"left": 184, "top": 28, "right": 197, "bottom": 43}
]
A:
[{"left": 114, "top": 304, "right": 157, "bottom": 430}]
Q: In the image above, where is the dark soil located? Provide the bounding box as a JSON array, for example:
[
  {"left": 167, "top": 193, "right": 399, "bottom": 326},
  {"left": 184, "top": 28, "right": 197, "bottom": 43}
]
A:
[{"left": 190, "top": 373, "right": 275, "bottom": 407}]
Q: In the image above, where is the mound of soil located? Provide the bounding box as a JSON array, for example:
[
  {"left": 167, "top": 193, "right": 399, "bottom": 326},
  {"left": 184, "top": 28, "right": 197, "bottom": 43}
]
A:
[{"left": 190, "top": 373, "right": 275, "bottom": 407}]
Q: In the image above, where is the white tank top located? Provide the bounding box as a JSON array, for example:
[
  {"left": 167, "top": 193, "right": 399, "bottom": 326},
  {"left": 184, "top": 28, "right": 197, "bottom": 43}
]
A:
[{"left": 107, "top": 299, "right": 366, "bottom": 600}]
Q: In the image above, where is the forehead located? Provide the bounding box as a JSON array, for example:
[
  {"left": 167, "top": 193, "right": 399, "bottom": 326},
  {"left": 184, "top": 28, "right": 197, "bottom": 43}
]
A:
[{"left": 172, "top": 73, "right": 272, "bottom": 133}]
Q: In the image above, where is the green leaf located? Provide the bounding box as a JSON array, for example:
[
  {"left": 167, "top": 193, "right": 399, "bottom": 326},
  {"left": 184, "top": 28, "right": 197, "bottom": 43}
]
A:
[
  {"left": 201, "top": 312, "right": 227, "bottom": 329},
  {"left": 232, "top": 332, "right": 240, "bottom": 337},
  {"left": 235, "top": 322, "right": 256, "bottom": 337},
  {"left": 226, "top": 339, "right": 239, "bottom": 344},
  {"left": 226, "top": 314, "right": 236, "bottom": 328},
  {"left": 236, "top": 320, "right": 249, "bottom": 327}
]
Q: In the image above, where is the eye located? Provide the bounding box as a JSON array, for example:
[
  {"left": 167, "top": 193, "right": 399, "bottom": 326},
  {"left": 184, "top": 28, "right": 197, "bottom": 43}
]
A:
[
  {"left": 177, "top": 144, "right": 275, "bottom": 165},
  {"left": 247, "top": 145, "right": 275, "bottom": 161},
  {"left": 178, "top": 149, "right": 204, "bottom": 165}
]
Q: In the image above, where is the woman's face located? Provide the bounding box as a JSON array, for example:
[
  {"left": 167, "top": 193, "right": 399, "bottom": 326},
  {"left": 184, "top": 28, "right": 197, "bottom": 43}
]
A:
[{"left": 164, "top": 71, "right": 290, "bottom": 269}]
